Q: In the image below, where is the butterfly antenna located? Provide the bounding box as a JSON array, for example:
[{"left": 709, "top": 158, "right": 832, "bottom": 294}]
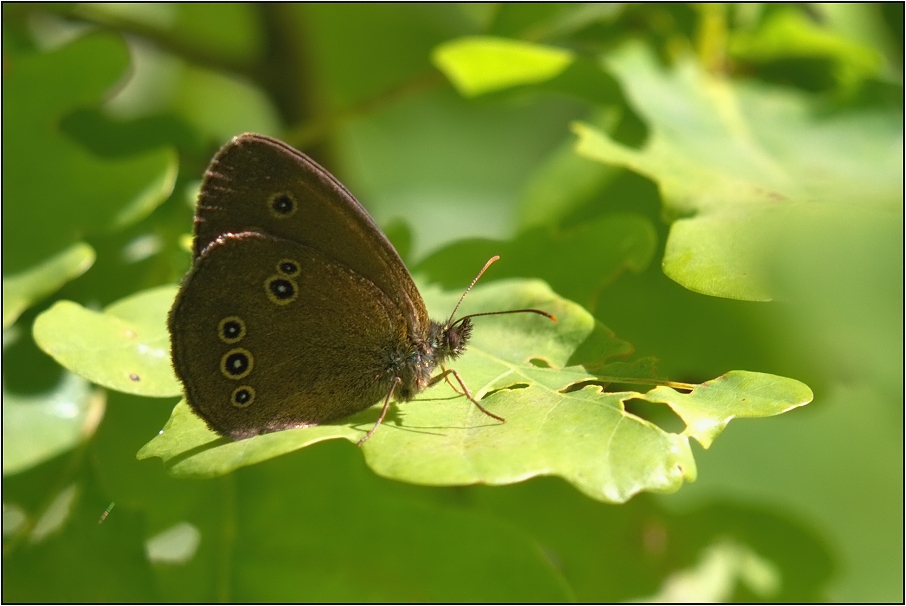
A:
[
  {"left": 447, "top": 256, "right": 501, "bottom": 325},
  {"left": 453, "top": 308, "right": 556, "bottom": 326},
  {"left": 447, "top": 256, "right": 558, "bottom": 326}
]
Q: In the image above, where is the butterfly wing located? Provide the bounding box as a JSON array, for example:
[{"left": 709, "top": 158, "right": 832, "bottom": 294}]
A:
[
  {"left": 195, "top": 133, "right": 429, "bottom": 332},
  {"left": 169, "top": 232, "right": 408, "bottom": 439}
]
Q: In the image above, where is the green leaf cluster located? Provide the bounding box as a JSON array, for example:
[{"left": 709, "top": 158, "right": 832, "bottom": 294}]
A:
[{"left": 3, "top": 3, "right": 900, "bottom": 602}]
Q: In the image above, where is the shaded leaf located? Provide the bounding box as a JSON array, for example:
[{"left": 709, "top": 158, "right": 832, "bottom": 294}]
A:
[
  {"left": 2, "top": 474, "right": 159, "bottom": 602},
  {"left": 233, "top": 440, "right": 572, "bottom": 602},
  {"left": 165, "top": 64, "right": 282, "bottom": 145},
  {"left": 516, "top": 109, "right": 622, "bottom": 230},
  {"left": 3, "top": 32, "right": 178, "bottom": 272},
  {"left": 33, "top": 286, "right": 180, "bottom": 397},
  {"left": 2, "top": 373, "right": 104, "bottom": 476},
  {"left": 415, "top": 214, "right": 657, "bottom": 310},
  {"left": 2, "top": 243, "right": 95, "bottom": 329},
  {"left": 729, "top": 8, "right": 888, "bottom": 89},
  {"left": 503, "top": 3, "right": 623, "bottom": 41},
  {"left": 471, "top": 482, "right": 833, "bottom": 602},
  {"left": 574, "top": 42, "right": 902, "bottom": 301},
  {"left": 73, "top": 3, "right": 265, "bottom": 66}
]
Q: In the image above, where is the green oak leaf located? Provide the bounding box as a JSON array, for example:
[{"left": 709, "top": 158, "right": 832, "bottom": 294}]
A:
[
  {"left": 137, "top": 279, "right": 812, "bottom": 503},
  {"left": 645, "top": 371, "right": 813, "bottom": 450},
  {"left": 574, "top": 42, "right": 901, "bottom": 301}
]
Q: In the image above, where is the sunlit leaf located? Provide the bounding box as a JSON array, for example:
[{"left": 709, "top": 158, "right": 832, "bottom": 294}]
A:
[
  {"left": 29, "top": 483, "right": 79, "bottom": 544},
  {"left": 145, "top": 522, "right": 201, "bottom": 565},
  {"left": 138, "top": 280, "right": 811, "bottom": 502},
  {"left": 33, "top": 286, "right": 181, "bottom": 397},
  {"left": 433, "top": 36, "right": 574, "bottom": 97},
  {"left": 635, "top": 538, "right": 781, "bottom": 602}
]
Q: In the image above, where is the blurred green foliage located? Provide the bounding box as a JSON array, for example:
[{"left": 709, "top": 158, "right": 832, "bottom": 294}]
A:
[{"left": 2, "top": 3, "right": 901, "bottom": 602}]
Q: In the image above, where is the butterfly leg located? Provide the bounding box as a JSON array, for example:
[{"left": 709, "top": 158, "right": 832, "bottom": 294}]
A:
[
  {"left": 440, "top": 364, "right": 464, "bottom": 394},
  {"left": 357, "top": 376, "right": 401, "bottom": 447},
  {"left": 430, "top": 367, "right": 505, "bottom": 423}
]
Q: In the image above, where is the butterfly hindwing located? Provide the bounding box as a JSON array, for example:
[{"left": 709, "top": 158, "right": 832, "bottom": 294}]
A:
[{"left": 169, "top": 233, "right": 408, "bottom": 438}]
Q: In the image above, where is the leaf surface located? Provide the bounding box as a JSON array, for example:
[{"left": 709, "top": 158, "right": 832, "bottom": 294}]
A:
[
  {"left": 33, "top": 286, "right": 181, "bottom": 397},
  {"left": 3, "top": 32, "right": 177, "bottom": 272},
  {"left": 2, "top": 243, "right": 95, "bottom": 329},
  {"left": 2, "top": 373, "right": 104, "bottom": 475},
  {"left": 137, "top": 280, "right": 811, "bottom": 502},
  {"left": 574, "top": 42, "right": 902, "bottom": 301},
  {"left": 433, "top": 36, "right": 574, "bottom": 97}
]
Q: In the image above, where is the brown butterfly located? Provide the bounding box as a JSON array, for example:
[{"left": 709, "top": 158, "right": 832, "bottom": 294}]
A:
[{"left": 169, "top": 134, "right": 553, "bottom": 445}]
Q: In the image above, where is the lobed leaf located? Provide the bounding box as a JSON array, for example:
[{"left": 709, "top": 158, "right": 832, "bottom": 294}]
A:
[
  {"left": 574, "top": 42, "right": 902, "bottom": 301},
  {"left": 646, "top": 371, "right": 814, "bottom": 449},
  {"left": 137, "top": 280, "right": 812, "bottom": 502}
]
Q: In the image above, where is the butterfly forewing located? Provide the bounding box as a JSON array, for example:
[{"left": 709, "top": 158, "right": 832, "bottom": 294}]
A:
[{"left": 194, "top": 134, "right": 429, "bottom": 332}]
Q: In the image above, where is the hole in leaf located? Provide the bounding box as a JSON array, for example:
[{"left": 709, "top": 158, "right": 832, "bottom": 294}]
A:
[
  {"left": 529, "top": 358, "right": 551, "bottom": 368},
  {"left": 669, "top": 374, "right": 708, "bottom": 393},
  {"left": 483, "top": 383, "right": 529, "bottom": 398},
  {"left": 560, "top": 380, "right": 607, "bottom": 393},
  {"left": 562, "top": 379, "right": 661, "bottom": 394},
  {"left": 623, "top": 399, "right": 686, "bottom": 434}
]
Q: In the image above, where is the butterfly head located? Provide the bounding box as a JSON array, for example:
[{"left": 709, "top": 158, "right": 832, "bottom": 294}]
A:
[
  {"left": 431, "top": 254, "right": 556, "bottom": 365},
  {"left": 438, "top": 316, "right": 472, "bottom": 361}
]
